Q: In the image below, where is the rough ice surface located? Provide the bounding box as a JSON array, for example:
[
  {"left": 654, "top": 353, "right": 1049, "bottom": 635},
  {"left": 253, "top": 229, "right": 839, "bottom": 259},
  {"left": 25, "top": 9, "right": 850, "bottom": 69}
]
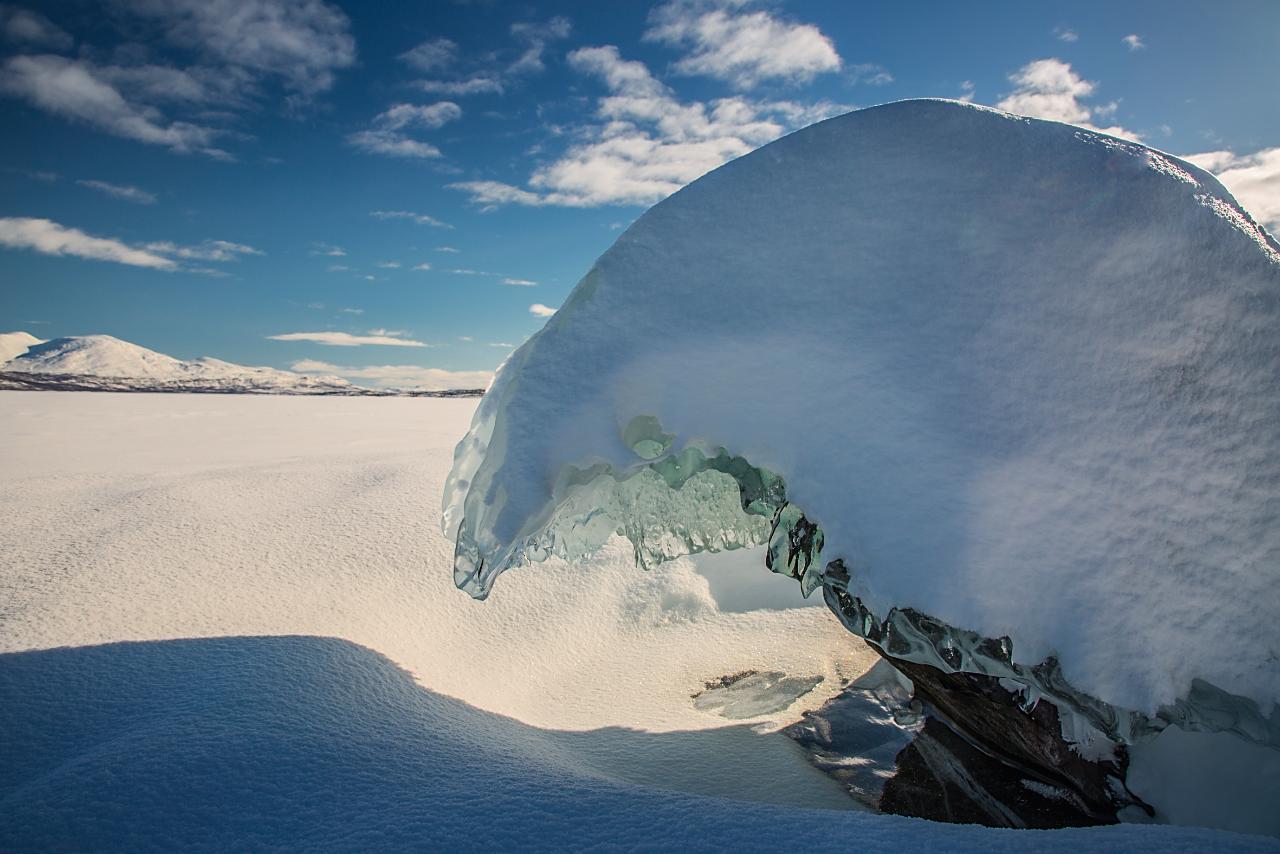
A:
[{"left": 444, "top": 99, "right": 1280, "bottom": 723}]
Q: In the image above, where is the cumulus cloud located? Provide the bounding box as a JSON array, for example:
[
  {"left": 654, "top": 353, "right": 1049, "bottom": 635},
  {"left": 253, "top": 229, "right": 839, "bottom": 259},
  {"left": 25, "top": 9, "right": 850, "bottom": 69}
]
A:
[
  {"left": 76, "top": 178, "right": 157, "bottom": 204},
  {"left": 370, "top": 210, "right": 453, "bottom": 229},
  {"left": 1, "top": 5, "right": 73, "bottom": 50},
  {"left": 1123, "top": 34, "right": 1145, "bottom": 51},
  {"left": 0, "top": 216, "right": 176, "bottom": 268},
  {"left": 267, "top": 331, "right": 428, "bottom": 347},
  {"left": 346, "top": 101, "right": 460, "bottom": 159},
  {"left": 291, "top": 359, "right": 492, "bottom": 390},
  {"left": 644, "top": 0, "right": 841, "bottom": 89},
  {"left": 451, "top": 45, "right": 850, "bottom": 208},
  {"left": 1184, "top": 148, "right": 1280, "bottom": 234},
  {"left": 529, "top": 303, "right": 556, "bottom": 317},
  {"left": 996, "top": 58, "right": 1139, "bottom": 140}
]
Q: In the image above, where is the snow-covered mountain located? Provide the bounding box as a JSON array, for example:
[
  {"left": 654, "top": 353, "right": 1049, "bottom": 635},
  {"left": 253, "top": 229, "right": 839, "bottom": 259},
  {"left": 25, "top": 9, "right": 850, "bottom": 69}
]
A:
[
  {"left": 0, "top": 331, "right": 42, "bottom": 363},
  {"left": 0, "top": 333, "right": 480, "bottom": 396}
]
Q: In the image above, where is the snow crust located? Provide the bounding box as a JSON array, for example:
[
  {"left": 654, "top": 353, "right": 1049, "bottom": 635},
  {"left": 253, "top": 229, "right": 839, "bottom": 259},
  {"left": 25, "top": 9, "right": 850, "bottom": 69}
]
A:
[
  {"left": 444, "top": 99, "right": 1280, "bottom": 718},
  {"left": 1, "top": 394, "right": 1274, "bottom": 851}
]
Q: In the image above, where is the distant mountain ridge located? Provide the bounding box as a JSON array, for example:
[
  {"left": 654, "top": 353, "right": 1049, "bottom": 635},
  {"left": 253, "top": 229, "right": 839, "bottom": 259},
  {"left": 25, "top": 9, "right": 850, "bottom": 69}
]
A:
[{"left": 0, "top": 333, "right": 482, "bottom": 397}]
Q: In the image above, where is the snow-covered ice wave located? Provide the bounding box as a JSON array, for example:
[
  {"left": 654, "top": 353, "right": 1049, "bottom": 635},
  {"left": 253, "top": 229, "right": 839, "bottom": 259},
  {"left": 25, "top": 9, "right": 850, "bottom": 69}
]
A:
[{"left": 443, "top": 100, "right": 1280, "bottom": 833}]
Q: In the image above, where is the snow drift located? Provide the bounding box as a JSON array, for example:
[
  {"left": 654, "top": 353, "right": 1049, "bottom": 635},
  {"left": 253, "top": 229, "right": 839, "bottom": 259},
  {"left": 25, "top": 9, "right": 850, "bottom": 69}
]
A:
[{"left": 443, "top": 98, "right": 1280, "bottom": 807}]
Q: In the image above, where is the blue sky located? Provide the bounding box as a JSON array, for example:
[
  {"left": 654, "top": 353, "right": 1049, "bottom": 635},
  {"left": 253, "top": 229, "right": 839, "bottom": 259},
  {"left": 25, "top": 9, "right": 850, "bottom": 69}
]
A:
[{"left": 2, "top": 0, "right": 1277, "bottom": 388}]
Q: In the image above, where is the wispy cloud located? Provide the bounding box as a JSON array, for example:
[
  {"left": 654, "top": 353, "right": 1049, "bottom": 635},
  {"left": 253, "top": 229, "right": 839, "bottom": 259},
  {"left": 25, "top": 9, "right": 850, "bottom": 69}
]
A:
[
  {"left": 375, "top": 260, "right": 401, "bottom": 269},
  {"left": 399, "top": 37, "right": 457, "bottom": 72},
  {"left": 291, "top": 359, "right": 492, "bottom": 390},
  {"left": 1054, "top": 27, "right": 1078, "bottom": 43},
  {"left": 996, "top": 58, "right": 1139, "bottom": 140},
  {"left": 76, "top": 178, "right": 157, "bottom": 204},
  {"left": 1, "top": 5, "right": 73, "bottom": 50},
  {"left": 338, "top": 307, "right": 364, "bottom": 315},
  {"left": 644, "top": 0, "right": 841, "bottom": 89},
  {"left": 501, "top": 277, "right": 537, "bottom": 286},
  {"left": 0, "top": 1, "right": 355, "bottom": 157},
  {"left": 452, "top": 45, "right": 850, "bottom": 208},
  {"left": 0, "top": 216, "right": 175, "bottom": 268},
  {"left": 529, "top": 303, "right": 556, "bottom": 317},
  {"left": 311, "top": 242, "right": 346, "bottom": 256},
  {"left": 142, "top": 239, "right": 263, "bottom": 261},
  {"left": 1184, "top": 148, "right": 1280, "bottom": 233},
  {"left": 407, "top": 16, "right": 569, "bottom": 97},
  {"left": 267, "top": 331, "right": 428, "bottom": 347},
  {"left": 1122, "top": 34, "right": 1145, "bottom": 51},
  {"left": 412, "top": 262, "right": 431, "bottom": 271},
  {"left": 436, "top": 245, "right": 460, "bottom": 253},
  {"left": 346, "top": 101, "right": 460, "bottom": 159},
  {"left": 370, "top": 209, "right": 454, "bottom": 229}
]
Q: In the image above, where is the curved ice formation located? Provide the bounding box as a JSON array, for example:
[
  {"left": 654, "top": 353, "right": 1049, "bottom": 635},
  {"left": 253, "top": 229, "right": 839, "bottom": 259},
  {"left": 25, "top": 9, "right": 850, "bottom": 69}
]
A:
[{"left": 445, "top": 99, "right": 1280, "bottom": 746}]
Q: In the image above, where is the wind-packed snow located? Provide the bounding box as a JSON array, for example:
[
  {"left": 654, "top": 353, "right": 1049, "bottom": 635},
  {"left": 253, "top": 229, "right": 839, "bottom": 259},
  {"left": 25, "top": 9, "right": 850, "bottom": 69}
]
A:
[
  {"left": 0, "top": 331, "right": 42, "bottom": 364},
  {"left": 2, "top": 333, "right": 356, "bottom": 392},
  {"left": 2, "top": 393, "right": 1274, "bottom": 852},
  {"left": 445, "top": 99, "right": 1280, "bottom": 719}
]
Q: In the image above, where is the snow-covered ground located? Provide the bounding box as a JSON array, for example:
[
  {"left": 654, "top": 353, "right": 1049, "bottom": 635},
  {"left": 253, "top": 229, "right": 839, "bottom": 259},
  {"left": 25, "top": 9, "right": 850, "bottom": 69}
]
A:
[{"left": 1, "top": 393, "right": 1275, "bottom": 851}]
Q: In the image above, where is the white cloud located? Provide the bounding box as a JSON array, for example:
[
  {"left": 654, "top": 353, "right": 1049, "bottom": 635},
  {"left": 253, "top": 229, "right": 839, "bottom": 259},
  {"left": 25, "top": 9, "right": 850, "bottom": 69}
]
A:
[
  {"left": 338, "top": 307, "right": 363, "bottom": 314},
  {"left": 529, "top": 303, "right": 556, "bottom": 317},
  {"left": 114, "top": 0, "right": 356, "bottom": 99},
  {"left": 375, "top": 260, "right": 401, "bottom": 269},
  {"left": 76, "top": 178, "right": 157, "bottom": 204},
  {"left": 291, "top": 359, "right": 492, "bottom": 390},
  {"left": 509, "top": 16, "right": 572, "bottom": 75},
  {"left": 501, "top": 277, "right": 537, "bottom": 286},
  {"left": 1055, "top": 27, "right": 1078, "bottom": 43},
  {"left": 142, "top": 238, "right": 262, "bottom": 261},
  {"left": 451, "top": 45, "right": 851, "bottom": 208},
  {"left": 1, "top": 5, "right": 73, "bottom": 50},
  {"left": 1123, "top": 34, "right": 1145, "bottom": 51},
  {"left": 0, "top": 55, "right": 228, "bottom": 157},
  {"left": 489, "top": 341, "right": 515, "bottom": 348},
  {"left": 346, "top": 101, "right": 460, "bottom": 159},
  {"left": 311, "top": 242, "right": 345, "bottom": 256},
  {"left": 412, "top": 262, "right": 431, "bottom": 271},
  {"left": 326, "top": 264, "right": 350, "bottom": 272},
  {"left": 409, "top": 16, "right": 568, "bottom": 97},
  {"left": 1184, "top": 148, "right": 1280, "bottom": 234},
  {"left": 0, "top": 216, "right": 176, "bottom": 268},
  {"left": 370, "top": 210, "right": 453, "bottom": 229},
  {"left": 996, "top": 58, "right": 1139, "bottom": 140},
  {"left": 417, "top": 75, "right": 504, "bottom": 97},
  {"left": 346, "top": 130, "right": 440, "bottom": 159},
  {"left": 644, "top": 0, "right": 840, "bottom": 89},
  {"left": 958, "top": 80, "right": 975, "bottom": 103},
  {"left": 267, "top": 331, "right": 428, "bottom": 347},
  {"left": 399, "top": 38, "right": 457, "bottom": 72},
  {"left": 457, "top": 336, "right": 473, "bottom": 342},
  {"left": 0, "top": 1, "right": 354, "bottom": 157},
  {"left": 848, "top": 62, "right": 892, "bottom": 86},
  {"left": 436, "top": 245, "right": 460, "bottom": 253}
]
